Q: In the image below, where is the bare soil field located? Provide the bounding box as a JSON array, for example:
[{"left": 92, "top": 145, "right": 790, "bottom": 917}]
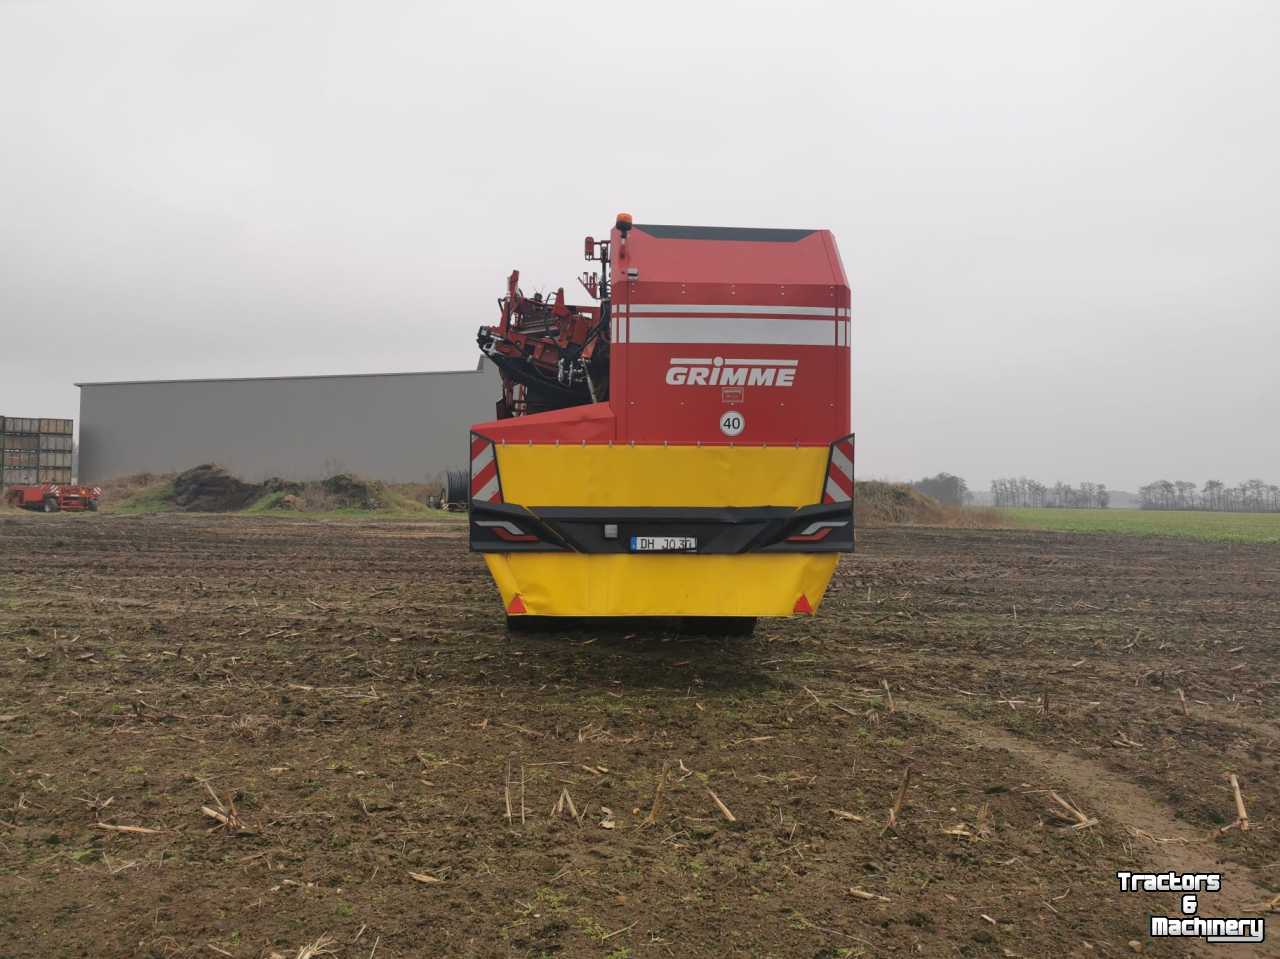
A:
[{"left": 0, "top": 514, "right": 1276, "bottom": 958}]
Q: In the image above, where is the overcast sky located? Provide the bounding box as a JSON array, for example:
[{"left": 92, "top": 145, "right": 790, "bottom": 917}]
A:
[{"left": 2, "top": 0, "right": 1276, "bottom": 491}]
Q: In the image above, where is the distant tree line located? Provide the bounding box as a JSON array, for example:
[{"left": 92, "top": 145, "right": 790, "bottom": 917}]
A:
[
  {"left": 1139, "top": 479, "right": 1280, "bottom": 512},
  {"left": 911, "top": 472, "right": 969, "bottom": 506},
  {"left": 990, "top": 478, "right": 1110, "bottom": 509}
]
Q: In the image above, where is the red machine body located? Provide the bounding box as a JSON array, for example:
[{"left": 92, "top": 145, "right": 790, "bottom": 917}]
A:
[
  {"left": 4, "top": 483, "right": 101, "bottom": 512},
  {"left": 611, "top": 224, "right": 849, "bottom": 446},
  {"left": 475, "top": 221, "right": 851, "bottom": 446}
]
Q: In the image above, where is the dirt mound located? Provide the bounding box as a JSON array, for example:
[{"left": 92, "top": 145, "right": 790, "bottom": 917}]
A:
[
  {"left": 315, "top": 473, "right": 383, "bottom": 510},
  {"left": 258, "top": 474, "right": 386, "bottom": 511},
  {"left": 171, "top": 464, "right": 263, "bottom": 512},
  {"left": 388, "top": 480, "right": 445, "bottom": 509},
  {"left": 856, "top": 481, "right": 947, "bottom": 526},
  {"left": 99, "top": 466, "right": 418, "bottom": 515},
  {"left": 856, "top": 480, "right": 1003, "bottom": 528}
]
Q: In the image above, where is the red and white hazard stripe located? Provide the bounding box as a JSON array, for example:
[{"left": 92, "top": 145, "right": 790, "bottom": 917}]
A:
[
  {"left": 822, "top": 436, "right": 855, "bottom": 504},
  {"left": 470, "top": 433, "right": 503, "bottom": 504}
]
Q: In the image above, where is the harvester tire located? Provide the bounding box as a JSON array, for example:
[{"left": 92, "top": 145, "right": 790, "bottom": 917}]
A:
[
  {"left": 682, "top": 616, "right": 757, "bottom": 637},
  {"left": 505, "top": 615, "right": 574, "bottom": 634},
  {"left": 43, "top": 498, "right": 59, "bottom": 513}
]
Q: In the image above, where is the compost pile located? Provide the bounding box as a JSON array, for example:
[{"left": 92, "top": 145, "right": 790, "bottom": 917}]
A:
[
  {"left": 171, "top": 464, "right": 263, "bottom": 512},
  {"left": 313, "top": 473, "right": 383, "bottom": 510},
  {"left": 172, "top": 466, "right": 386, "bottom": 512},
  {"left": 262, "top": 473, "right": 386, "bottom": 511},
  {"left": 106, "top": 465, "right": 395, "bottom": 514}
]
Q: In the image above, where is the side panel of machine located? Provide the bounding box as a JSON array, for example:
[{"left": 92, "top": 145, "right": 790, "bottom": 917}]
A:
[
  {"left": 614, "top": 298, "right": 849, "bottom": 446},
  {"left": 607, "top": 227, "right": 851, "bottom": 447}
]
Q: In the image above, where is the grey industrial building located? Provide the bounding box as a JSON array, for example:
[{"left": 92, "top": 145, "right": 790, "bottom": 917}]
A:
[{"left": 76, "top": 359, "right": 497, "bottom": 484}]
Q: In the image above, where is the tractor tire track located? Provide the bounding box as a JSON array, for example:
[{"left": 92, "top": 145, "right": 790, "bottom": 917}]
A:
[{"left": 913, "top": 701, "right": 1279, "bottom": 957}]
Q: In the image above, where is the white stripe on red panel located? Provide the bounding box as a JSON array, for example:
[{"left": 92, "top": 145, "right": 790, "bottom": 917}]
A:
[
  {"left": 628, "top": 304, "right": 837, "bottom": 316},
  {"left": 629, "top": 317, "right": 835, "bottom": 346},
  {"left": 670, "top": 357, "right": 798, "bottom": 367}
]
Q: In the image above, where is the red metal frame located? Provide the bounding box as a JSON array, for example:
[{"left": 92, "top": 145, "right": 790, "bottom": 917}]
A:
[{"left": 477, "top": 270, "right": 607, "bottom": 418}]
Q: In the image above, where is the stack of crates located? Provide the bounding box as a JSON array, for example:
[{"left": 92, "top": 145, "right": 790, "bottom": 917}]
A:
[{"left": 1, "top": 417, "right": 74, "bottom": 488}]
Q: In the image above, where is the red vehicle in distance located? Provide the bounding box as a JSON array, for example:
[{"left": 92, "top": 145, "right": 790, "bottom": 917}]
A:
[{"left": 4, "top": 483, "right": 101, "bottom": 513}]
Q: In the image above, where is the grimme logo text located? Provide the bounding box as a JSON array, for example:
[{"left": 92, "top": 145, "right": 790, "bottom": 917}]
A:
[{"left": 665, "top": 356, "right": 797, "bottom": 387}]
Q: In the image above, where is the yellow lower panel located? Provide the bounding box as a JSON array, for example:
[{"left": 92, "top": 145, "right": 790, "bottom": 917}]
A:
[
  {"left": 484, "top": 552, "right": 839, "bottom": 618},
  {"left": 496, "top": 444, "right": 828, "bottom": 508}
]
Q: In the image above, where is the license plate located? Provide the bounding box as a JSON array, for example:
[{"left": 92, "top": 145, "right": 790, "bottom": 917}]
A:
[{"left": 630, "top": 535, "right": 697, "bottom": 552}]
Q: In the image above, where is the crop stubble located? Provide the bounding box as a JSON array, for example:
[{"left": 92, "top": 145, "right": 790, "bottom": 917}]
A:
[{"left": 0, "top": 514, "right": 1276, "bottom": 957}]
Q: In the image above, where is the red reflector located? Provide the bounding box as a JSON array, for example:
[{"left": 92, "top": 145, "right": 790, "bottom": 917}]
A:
[
  {"left": 507, "top": 594, "right": 528, "bottom": 614},
  {"left": 793, "top": 594, "right": 814, "bottom": 615},
  {"left": 787, "top": 527, "right": 832, "bottom": 543}
]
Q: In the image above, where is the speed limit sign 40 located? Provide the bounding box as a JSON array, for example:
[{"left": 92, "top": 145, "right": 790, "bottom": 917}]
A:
[{"left": 719, "top": 410, "right": 745, "bottom": 437}]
